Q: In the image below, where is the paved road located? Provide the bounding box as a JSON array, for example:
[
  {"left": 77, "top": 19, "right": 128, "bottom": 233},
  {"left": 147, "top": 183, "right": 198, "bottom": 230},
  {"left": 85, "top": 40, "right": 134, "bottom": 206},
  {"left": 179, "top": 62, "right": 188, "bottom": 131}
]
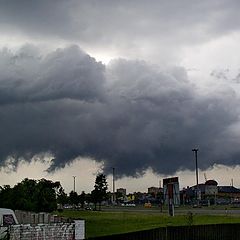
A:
[
  {"left": 102, "top": 206, "right": 240, "bottom": 215},
  {"left": 176, "top": 208, "right": 240, "bottom": 215}
]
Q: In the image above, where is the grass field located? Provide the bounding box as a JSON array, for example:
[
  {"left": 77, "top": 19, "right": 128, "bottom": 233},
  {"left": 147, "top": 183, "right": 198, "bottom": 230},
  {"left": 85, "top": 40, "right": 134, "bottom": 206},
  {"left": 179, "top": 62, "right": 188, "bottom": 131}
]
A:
[{"left": 58, "top": 208, "right": 240, "bottom": 238}]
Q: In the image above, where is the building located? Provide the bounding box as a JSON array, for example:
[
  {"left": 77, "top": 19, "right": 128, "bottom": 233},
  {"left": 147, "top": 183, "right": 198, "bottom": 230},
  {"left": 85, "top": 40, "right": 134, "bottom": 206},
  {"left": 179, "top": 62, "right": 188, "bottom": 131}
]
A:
[
  {"left": 148, "top": 187, "right": 162, "bottom": 196},
  {"left": 116, "top": 188, "right": 126, "bottom": 196},
  {"left": 218, "top": 186, "right": 240, "bottom": 200},
  {"left": 182, "top": 179, "right": 240, "bottom": 205},
  {"left": 205, "top": 180, "right": 218, "bottom": 196},
  {"left": 182, "top": 180, "right": 218, "bottom": 204}
]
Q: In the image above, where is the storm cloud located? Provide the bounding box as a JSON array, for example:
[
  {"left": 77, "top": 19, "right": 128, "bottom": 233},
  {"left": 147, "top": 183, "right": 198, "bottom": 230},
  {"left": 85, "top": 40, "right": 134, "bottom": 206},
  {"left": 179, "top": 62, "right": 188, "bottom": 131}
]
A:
[
  {"left": 1, "top": 1, "right": 240, "bottom": 40},
  {"left": 1, "top": 0, "right": 240, "bottom": 64},
  {"left": 0, "top": 45, "right": 239, "bottom": 176}
]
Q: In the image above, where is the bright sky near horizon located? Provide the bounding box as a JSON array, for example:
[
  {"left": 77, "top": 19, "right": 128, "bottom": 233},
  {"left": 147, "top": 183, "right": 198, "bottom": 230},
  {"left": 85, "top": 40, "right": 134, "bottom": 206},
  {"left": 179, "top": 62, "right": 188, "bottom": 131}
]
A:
[{"left": 0, "top": 0, "right": 240, "bottom": 193}]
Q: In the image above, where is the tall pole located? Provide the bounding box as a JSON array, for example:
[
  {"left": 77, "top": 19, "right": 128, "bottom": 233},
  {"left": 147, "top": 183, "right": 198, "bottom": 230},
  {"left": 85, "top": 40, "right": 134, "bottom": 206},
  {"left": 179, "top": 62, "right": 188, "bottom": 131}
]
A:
[
  {"left": 192, "top": 148, "right": 199, "bottom": 203},
  {"left": 112, "top": 168, "right": 115, "bottom": 203},
  {"left": 73, "top": 176, "right": 76, "bottom": 192}
]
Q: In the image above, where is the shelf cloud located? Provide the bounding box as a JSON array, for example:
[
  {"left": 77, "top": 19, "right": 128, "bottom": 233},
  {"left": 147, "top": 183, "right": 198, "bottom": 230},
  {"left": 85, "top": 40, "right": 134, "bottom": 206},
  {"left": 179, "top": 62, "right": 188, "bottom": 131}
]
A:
[{"left": 0, "top": 45, "right": 239, "bottom": 176}]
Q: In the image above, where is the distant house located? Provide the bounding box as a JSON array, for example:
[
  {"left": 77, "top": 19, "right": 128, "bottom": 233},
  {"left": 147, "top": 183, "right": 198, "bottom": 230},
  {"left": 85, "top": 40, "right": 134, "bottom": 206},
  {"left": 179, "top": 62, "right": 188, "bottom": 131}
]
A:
[
  {"left": 181, "top": 180, "right": 240, "bottom": 205},
  {"left": 148, "top": 187, "right": 162, "bottom": 196},
  {"left": 218, "top": 186, "right": 240, "bottom": 200},
  {"left": 205, "top": 180, "right": 218, "bottom": 196},
  {"left": 181, "top": 184, "right": 205, "bottom": 204},
  {"left": 116, "top": 188, "right": 127, "bottom": 196}
]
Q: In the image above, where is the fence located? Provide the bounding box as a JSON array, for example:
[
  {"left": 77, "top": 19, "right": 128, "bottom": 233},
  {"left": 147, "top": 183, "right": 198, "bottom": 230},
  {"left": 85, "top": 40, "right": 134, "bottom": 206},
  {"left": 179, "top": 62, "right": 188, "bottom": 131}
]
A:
[
  {"left": 0, "top": 223, "right": 74, "bottom": 240},
  {"left": 15, "top": 210, "right": 71, "bottom": 225},
  {"left": 0, "top": 220, "right": 85, "bottom": 240},
  {"left": 88, "top": 223, "right": 240, "bottom": 240}
]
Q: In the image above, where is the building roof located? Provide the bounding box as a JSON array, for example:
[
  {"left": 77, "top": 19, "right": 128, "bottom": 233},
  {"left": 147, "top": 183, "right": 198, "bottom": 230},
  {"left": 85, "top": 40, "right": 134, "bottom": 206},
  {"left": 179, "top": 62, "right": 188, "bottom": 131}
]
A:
[
  {"left": 218, "top": 186, "right": 240, "bottom": 193},
  {"left": 205, "top": 180, "right": 218, "bottom": 186}
]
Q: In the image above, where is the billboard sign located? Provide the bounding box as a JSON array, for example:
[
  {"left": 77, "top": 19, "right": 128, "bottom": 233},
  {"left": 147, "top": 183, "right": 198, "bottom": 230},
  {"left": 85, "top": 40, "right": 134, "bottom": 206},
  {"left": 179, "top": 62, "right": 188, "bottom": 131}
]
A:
[{"left": 163, "top": 177, "right": 180, "bottom": 206}]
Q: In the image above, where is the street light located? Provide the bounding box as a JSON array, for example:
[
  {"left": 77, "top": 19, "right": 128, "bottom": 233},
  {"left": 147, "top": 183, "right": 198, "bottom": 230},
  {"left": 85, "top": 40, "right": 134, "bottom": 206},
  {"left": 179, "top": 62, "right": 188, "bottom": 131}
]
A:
[
  {"left": 112, "top": 168, "right": 115, "bottom": 203},
  {"left": 73, "top": 176, "right": 76, "bottom": 192},
  {"left": 192, "top": 148, "right": 199, "bottom": 204}
]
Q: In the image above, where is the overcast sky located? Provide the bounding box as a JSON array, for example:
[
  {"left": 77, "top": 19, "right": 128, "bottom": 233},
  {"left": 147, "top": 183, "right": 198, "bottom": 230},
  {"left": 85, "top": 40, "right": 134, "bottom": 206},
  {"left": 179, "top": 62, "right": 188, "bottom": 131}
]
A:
[{"left": 0, "top": 0, "right": 240, "bottom": 193}]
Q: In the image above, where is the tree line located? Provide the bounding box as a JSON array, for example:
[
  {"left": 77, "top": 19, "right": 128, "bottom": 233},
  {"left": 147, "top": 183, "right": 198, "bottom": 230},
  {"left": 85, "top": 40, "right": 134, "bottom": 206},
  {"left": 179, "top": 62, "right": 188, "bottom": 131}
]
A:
[{"left": 0, "top": 174, "right": 108, "bottom": 212}]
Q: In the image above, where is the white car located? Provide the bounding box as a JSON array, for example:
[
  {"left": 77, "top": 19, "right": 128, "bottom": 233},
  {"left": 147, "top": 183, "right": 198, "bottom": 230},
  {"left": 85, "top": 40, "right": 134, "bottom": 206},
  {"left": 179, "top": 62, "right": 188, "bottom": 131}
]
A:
[{"left": 0, "top": 208, "right": 18, "bottom": 239}]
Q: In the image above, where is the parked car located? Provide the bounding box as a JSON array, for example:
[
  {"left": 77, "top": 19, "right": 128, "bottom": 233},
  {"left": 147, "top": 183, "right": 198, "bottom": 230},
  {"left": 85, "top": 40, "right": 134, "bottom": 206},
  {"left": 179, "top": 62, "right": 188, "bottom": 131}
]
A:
[
  {"left": 0, "top": 208, "right": 18, "bottom": 239},
  {"left": 85, "top": 206, "right": 92, "bottom": 210}
]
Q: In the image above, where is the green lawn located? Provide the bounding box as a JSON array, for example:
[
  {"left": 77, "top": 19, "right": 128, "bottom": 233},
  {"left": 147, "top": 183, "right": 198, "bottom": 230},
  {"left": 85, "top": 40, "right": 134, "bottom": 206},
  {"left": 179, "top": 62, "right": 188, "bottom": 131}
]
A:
[{"left": 58, "top": 209, "right": 240, "bottom": 238}]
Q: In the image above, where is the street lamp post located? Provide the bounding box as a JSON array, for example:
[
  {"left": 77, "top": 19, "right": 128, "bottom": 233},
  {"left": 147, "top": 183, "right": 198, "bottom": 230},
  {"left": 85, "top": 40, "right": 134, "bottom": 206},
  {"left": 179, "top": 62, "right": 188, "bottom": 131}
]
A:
[
  {"left": 192, "top": 148, "right": 199, "bottom": 204},
  {"left": 73, "top": 176, "right": 76, "bottom": 192},
  {"left": 112, "top": 168, "right": 115, "bottom": 203}
]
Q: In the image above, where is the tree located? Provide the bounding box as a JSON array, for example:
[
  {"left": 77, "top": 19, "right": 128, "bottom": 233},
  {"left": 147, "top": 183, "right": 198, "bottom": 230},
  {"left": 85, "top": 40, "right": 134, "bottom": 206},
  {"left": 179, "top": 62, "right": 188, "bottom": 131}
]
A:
[
  {"left": 0, "top": 185, "right": 15, "bottom": 209},
  {"left": 0, "top": 178, "right": 63, "bottom": 212},
  {"left": 14, "top": 178, "right": 38, "bottom": 211},
  {"left": 85, "top": 193, "right": 92, "bottom": 206},
  {"left": 33, "top": 179, "right": 61, "bottom": 212},
  {"left": 57, "top": 186, "right": 68, "bottom": 210},
  {"left": 91, "top": 174, "right": 108, "bottom": 210},
  {"left": 79, "top": 191, "right": 86, "bottom": 209},
  {"left": 69, "top": 191, "right": 79, "bottom": 207},
  {"left": 91, "top": 189, "right": 98, "bottom": 210}
]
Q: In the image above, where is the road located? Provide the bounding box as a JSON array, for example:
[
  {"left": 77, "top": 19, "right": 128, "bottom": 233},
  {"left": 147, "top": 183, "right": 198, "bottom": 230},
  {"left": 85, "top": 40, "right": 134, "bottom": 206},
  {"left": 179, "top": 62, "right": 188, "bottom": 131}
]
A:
[{"left": 101, "top": 205, "right": 240, "bottom": 215}]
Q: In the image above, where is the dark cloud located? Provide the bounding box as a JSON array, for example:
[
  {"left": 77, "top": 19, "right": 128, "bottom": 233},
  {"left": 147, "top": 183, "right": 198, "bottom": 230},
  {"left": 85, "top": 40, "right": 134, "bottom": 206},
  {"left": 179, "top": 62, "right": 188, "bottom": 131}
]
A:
[
  {"left": 0, "top": 0, "right": 75, "bottom": 40},
  {"left": 0, "top": 45, "right": 239, "bottom": 177},
  {"left": 0, "top": 45, "right": 105, "bottom": 104},
  {"left": 1, "top": 0, "right": 240, "bottom": 59}
]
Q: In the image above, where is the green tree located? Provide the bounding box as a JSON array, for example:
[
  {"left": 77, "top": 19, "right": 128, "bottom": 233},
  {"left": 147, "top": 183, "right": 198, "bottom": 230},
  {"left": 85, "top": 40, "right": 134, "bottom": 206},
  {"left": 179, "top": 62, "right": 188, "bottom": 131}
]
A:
[
  {"left": 14, "top": 178, "right": 37, "bottom": 211},
  {"left": 34, "top": 179, "right": 61, "bottom": 212},
  {"left": 91, "top": 189, "right": 98, "bottom": 210},
  {"left": 57, "top": 186, "right": 68, "bottom": 211},
  {"left": 79, "top": 191, "right": 86, "bottom": 209},
  {"left": 85, "top": 193, "right": 92, "bottom": 206},
  {"left": 0, "top": 178, "right": 63, "bottom": 212},
  {"left": 91, "top": 174, "right": 108, "bottom": 210},
  {"left": 69, "top": 191, "right": 79, "bottom": 207},
  {"left": 0, "top": 185, "right": 15, "bottom": 209}
]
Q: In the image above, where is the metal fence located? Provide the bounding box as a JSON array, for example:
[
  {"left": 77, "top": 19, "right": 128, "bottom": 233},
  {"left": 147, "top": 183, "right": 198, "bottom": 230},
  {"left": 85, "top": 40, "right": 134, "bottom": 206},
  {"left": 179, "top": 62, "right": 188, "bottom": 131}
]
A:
[{"left": 88, "top": 223, "right": 240, "bottom": 240}]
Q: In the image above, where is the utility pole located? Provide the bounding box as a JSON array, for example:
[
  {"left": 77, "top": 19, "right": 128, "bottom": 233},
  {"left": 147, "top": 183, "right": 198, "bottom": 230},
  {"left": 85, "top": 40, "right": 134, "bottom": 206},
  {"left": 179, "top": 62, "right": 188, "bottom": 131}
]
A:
[
  {"left": 73, "top": 176, "right": 76, "bottom": 192},
  {"left": 112, "top": 168, "right": 115, "bottom": 203},
  {"left": 192, "top": 148, "right": 199, "bottom": 204}
]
